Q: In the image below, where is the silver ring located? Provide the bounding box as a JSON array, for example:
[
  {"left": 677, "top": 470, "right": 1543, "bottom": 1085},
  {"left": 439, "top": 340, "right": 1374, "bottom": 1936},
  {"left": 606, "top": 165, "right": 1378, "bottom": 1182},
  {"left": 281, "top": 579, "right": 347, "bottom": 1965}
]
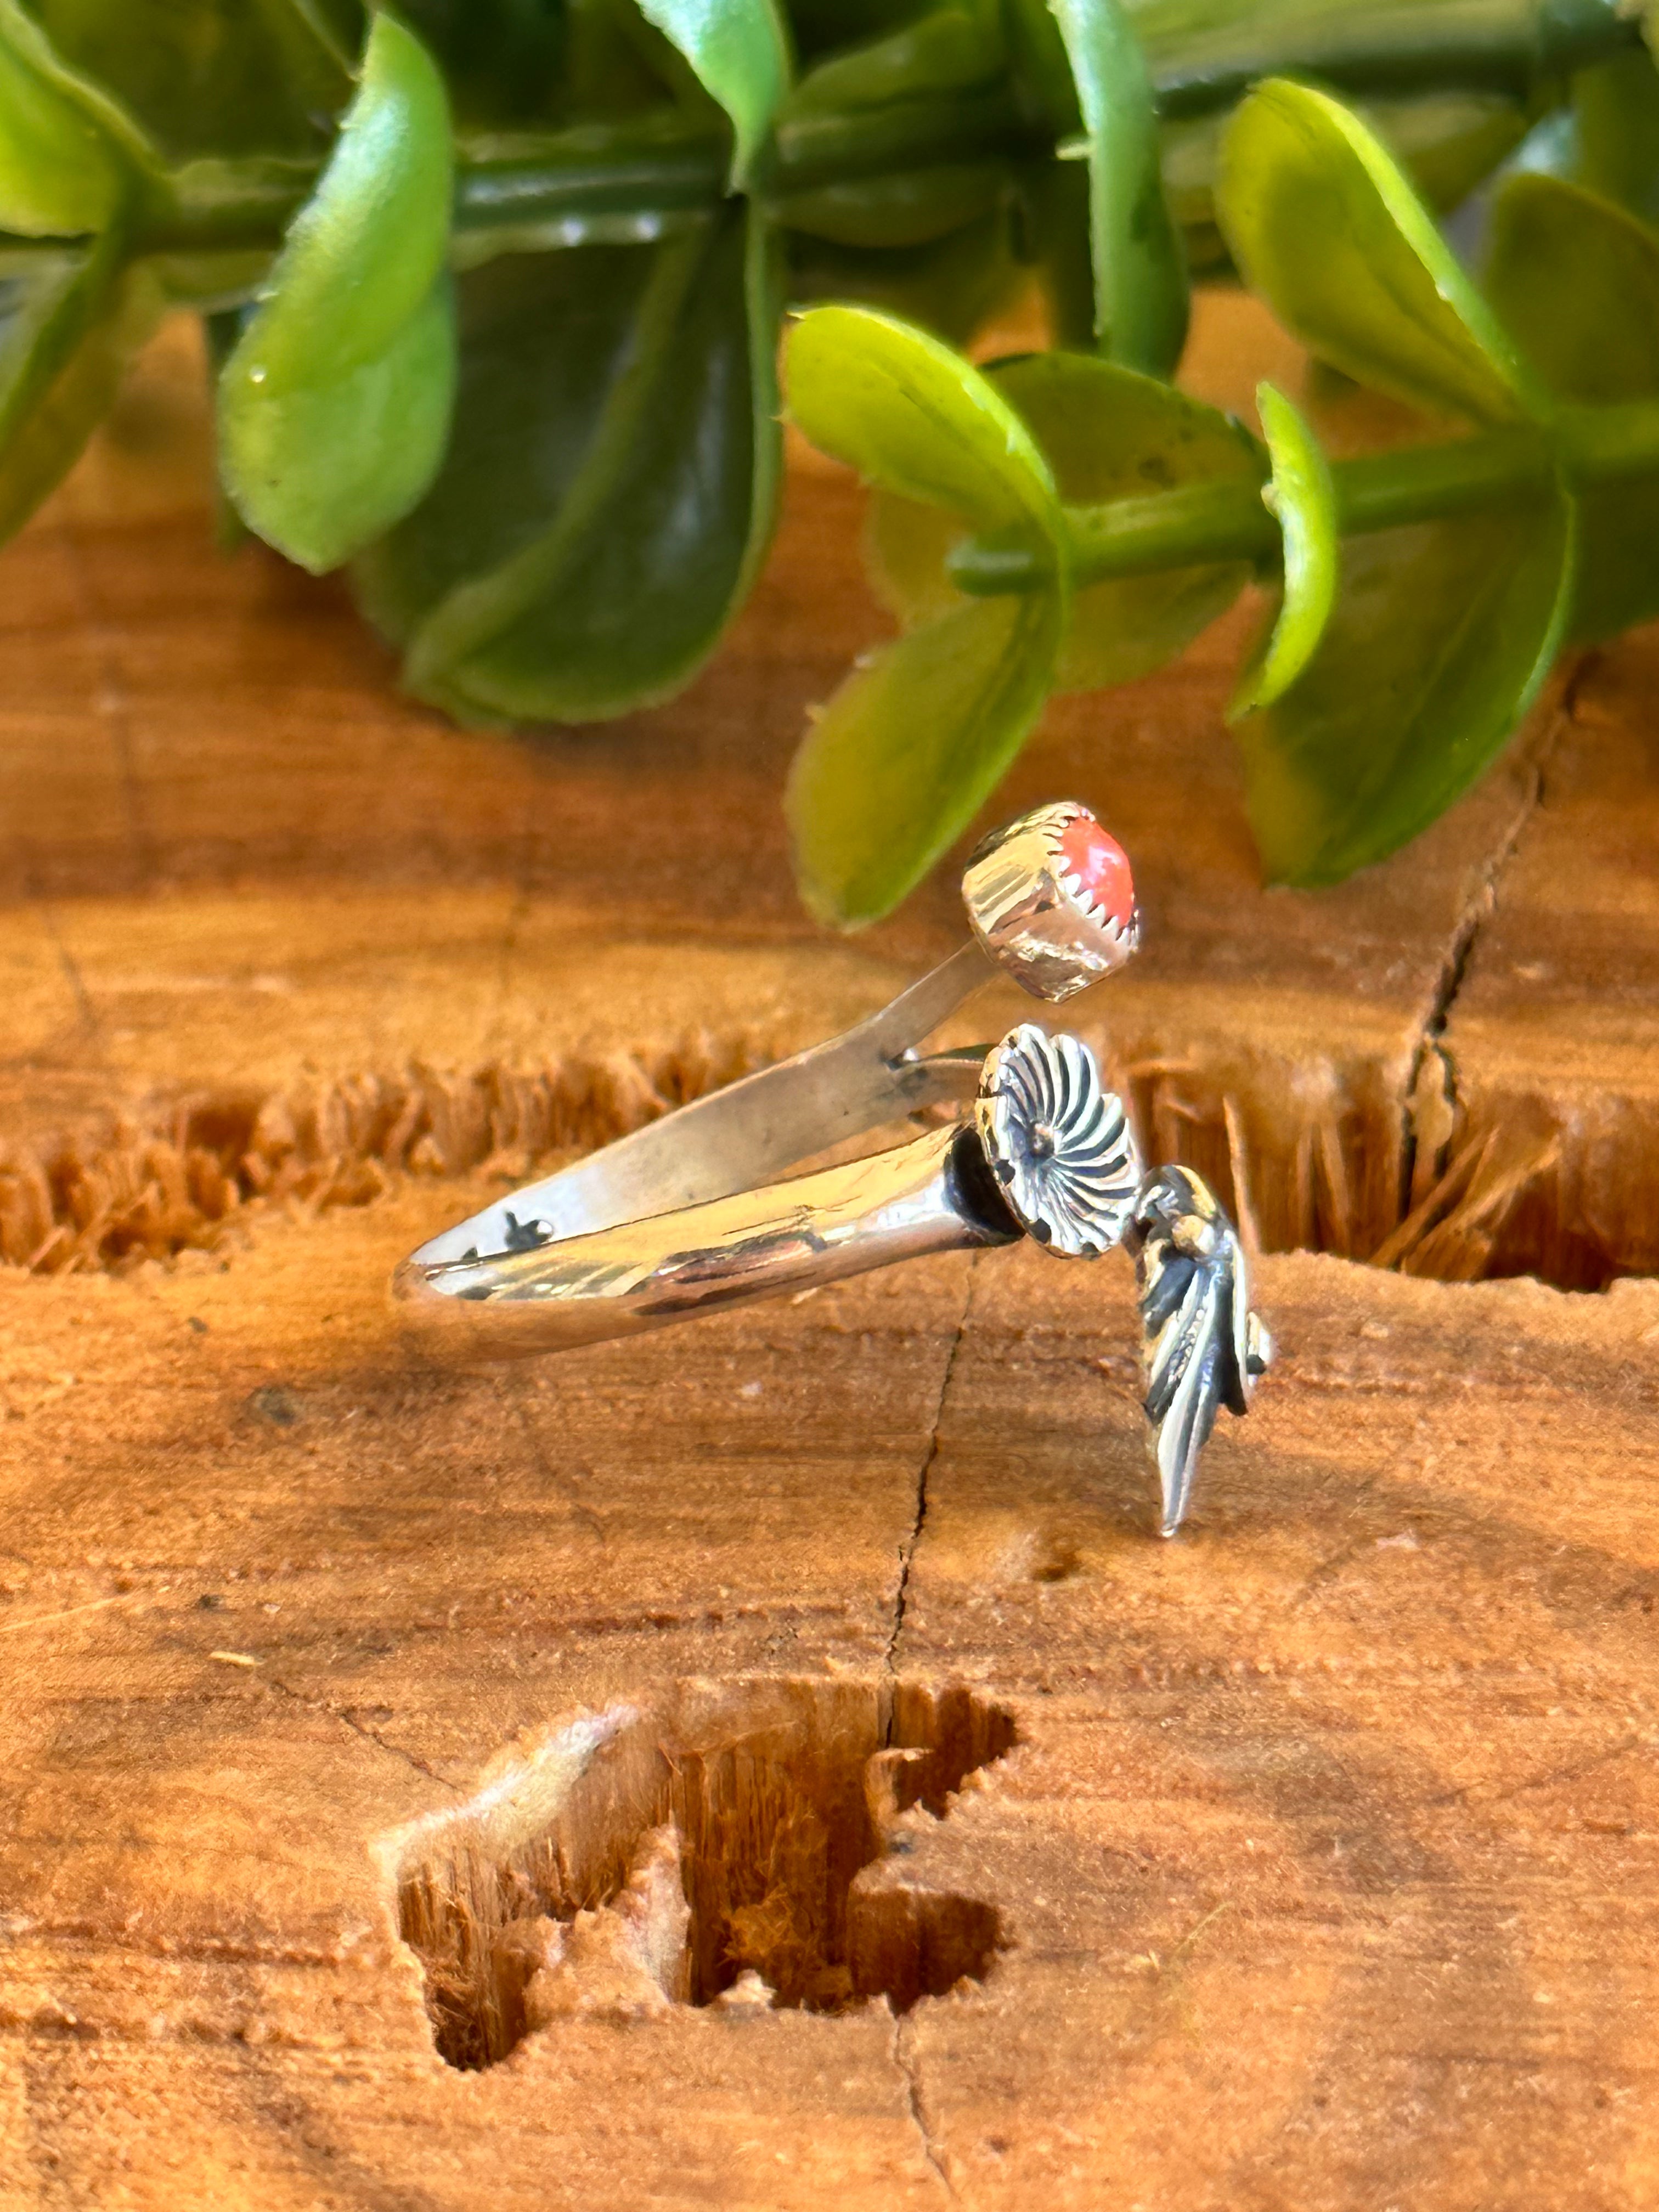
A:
[{"left": 392, "top": 800, "right": 1271, "bottom": 1533}]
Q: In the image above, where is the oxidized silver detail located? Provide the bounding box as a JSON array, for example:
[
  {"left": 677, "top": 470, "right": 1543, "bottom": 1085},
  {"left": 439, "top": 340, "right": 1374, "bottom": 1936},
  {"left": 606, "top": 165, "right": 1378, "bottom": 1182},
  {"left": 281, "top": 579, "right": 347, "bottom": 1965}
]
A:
[
  {"left": 962, "top": 800, "right": 1141, "bottom": 1004},
  {"left": 976, "top": 1024, "right": 1142, "bottom": 1258},
  {"left": 392, "top": 799, "right": 1280, "bottom": 1548},
  {"left": 1132, "top": 1166, "right": 1274, "bottom": 1538}
]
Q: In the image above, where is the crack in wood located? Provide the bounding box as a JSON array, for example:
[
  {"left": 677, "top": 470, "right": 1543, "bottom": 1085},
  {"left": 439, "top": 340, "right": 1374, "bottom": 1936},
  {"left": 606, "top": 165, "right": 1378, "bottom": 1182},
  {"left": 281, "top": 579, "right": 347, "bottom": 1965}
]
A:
[
  {"left": 1390, "top": 673, "right": 1576, "bottom": 1273},
  {"left": 1419, "top": 1731, "right": 1646, "bottom": 1813},
  {"left": 265, "top": 1675, "right": 458, "bottom": 1791},
  {"left": 40, "top": 903, "right": 103, "bottom": 1055},
  {"left": 893, "top": 2013, "right": 953, "bottom": 2197},
  {"left": 504, "top": 1374, "right": 608, "bottom": 1549},
  {"left": 885, "top": 1266, "right": 975, "bottom": 1690}
]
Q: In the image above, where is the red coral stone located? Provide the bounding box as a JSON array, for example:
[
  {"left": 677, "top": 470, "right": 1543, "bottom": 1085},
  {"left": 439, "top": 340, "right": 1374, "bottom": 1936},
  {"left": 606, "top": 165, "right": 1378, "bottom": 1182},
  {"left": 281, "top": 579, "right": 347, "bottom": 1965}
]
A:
[{"left": 1057, "top": 813, "right": 1135, "bottom": 930}]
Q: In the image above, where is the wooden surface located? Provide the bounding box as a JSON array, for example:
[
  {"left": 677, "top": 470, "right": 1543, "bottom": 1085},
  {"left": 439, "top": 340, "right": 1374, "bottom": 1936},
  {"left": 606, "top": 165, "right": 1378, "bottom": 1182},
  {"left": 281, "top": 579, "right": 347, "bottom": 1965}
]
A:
[{"left": 4, "top": 296, "right": 1659, "bottom": 2208}]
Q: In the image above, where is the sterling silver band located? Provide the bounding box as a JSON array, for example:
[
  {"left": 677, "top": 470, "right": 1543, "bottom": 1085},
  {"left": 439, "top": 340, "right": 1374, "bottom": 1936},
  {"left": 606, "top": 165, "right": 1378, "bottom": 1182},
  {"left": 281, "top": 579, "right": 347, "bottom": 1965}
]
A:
[
  {"left": 391, "top": 1114, "right": 1018, "bottom": 1361},
  {"left": 389, "top": 957, "right": 1023, "bottom": 1361},
  {"left": 391, "top": 801, "right": 1271, "bottom": 1533},
  {"left": 393, "top": 798, "right": 1139, "bottom": 1359}
]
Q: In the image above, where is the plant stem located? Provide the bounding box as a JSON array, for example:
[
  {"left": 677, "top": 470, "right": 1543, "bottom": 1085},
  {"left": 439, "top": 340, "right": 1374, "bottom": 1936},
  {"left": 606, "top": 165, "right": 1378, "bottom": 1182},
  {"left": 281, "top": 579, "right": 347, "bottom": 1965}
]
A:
[
  {"left": 772, "top": 86, "right": 1037, "bottom": 193},
  {"left": 1134, "top": 0, "right": 1641, "bottom": 120},
  {"left": 947, "top": 398, "right": 1659, "bottom": 594},
  {"left": 138, "top": 98, "right": 1036, "bottom": 255},
  {"left": 133, "top": 0, "right": 1640, "bottom": 259},
  {"left": 456, "top": 132, "right": 728, "bottom": 231}
]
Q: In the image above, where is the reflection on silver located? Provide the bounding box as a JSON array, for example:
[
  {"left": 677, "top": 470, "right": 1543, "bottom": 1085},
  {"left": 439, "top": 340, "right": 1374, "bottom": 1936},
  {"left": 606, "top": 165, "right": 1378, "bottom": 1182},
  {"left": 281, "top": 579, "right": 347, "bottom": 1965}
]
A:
[
  {"left": 1131, "top": 1166, "right": 1274, "bottom": 1538},
  {"left": 977, "top": 1025, "right": 1141, "bottom": 1258},
  {"left": 392, "top": 1124, "right": 1020, "bottom": 1361}
]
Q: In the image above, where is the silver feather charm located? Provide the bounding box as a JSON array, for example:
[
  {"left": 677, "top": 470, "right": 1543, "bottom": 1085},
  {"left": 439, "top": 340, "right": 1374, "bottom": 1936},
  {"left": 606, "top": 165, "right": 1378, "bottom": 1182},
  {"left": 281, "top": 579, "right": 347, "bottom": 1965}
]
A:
[{"left": 1132, "top": 1166, "right": 1273, "bottom": 1537}]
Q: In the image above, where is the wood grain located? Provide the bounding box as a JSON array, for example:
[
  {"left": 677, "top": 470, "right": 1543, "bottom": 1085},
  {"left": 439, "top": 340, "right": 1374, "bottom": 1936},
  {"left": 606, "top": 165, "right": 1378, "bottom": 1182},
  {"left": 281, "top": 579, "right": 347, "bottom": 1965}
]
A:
[
  {"left": 3, "top": 1205, "right": 1658, "bottom": 2207},
  {"left": 2, "top": 290, "right": 1658, "bottom": 2209}
]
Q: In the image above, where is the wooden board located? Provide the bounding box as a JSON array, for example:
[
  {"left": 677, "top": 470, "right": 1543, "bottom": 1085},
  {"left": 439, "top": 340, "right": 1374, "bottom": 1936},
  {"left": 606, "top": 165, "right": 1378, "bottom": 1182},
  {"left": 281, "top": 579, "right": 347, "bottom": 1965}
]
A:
[
  {"left": 2, "top": 294, "right": 1658, "bottom": 2209},
  {"left": 5, "top": 1216, "right": 1659, "bottom": 2208}
]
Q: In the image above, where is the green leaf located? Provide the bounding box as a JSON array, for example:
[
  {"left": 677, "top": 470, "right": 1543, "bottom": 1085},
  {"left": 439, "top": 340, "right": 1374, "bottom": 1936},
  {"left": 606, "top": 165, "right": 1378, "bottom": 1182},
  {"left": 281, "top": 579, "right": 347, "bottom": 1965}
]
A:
[
  {"left": 788, "top": 0, "right": 930, "bottom": 65},
  {"left": 773, "top": 161, "right": 1005, "bottom": 248},
  {"left": 864, "top": 488, "right": 959, "bottom": 627},
  {"left": 0, "top": 0, "right": 138, "bottom": 233},
  {"left": 0, "top": 236, "right": 105, "bottom": 438},
  {"left": 22, "top": 0, "right": 356, "bottom": 161},
  {"left": 1045, "top": 0, "right": 1189, "bottom": 374},
  {"left": 1231, "top": 380, "right": 1336, "bottom": 719},
  {"left": 783, "top": 308, "right": 1076, "bottom": 927},
  {"left": 218, "top": 10, "right": 456, "bottom": 572},
  {"left": 783, "top": 302, "right": 1059, "bottom": 540},
  {"left": 1486, "top": 171, "right": 1659, "bottom": 407},
  {"left": 227, "top": 13, "right": 449, "bottom": 388},
  {"left": 1002, "top": 351, "right": 1256, "bottom": 689},
  {"left": 634, "top": 0, "right": 789, "bottom": 187},
  {"left": 1238, "top": 493, "right": 1574, "bottom": 887},
  {"left": 1217, "top": 78, "right": 1547, "bottom": 426},
  {"left": 1158, "top": 89, "right": 1531, "bottom": 285},
  {"left": 1486, "top": 168, "right": 1659, "bottom": 640},
  {"left": 222, "top": 280, "right": 455, "bottom": 573},
  {"left": 783, "top": 3, "right": 1002, "bottom": 117},
  {"left": 354, "top": 202, "right": 781, "bottom": 722},
  {"left": 868, "top": 349, "right": 1259, "bottom": 690},
  {"left": 785, "top": 207, "right": 1022, "bottom": 345},
  {"left": 786, "top": 586, "right": 1066, "bottom": 926},
  {"left": 391, "top": 0, "right": 572, "bottom": 127},
  {"left": 1572, "top": 48, "right": 1659, "bottom": 225},
  {"left": 0, "top": 235, "right": 160, "bottom": 535}
]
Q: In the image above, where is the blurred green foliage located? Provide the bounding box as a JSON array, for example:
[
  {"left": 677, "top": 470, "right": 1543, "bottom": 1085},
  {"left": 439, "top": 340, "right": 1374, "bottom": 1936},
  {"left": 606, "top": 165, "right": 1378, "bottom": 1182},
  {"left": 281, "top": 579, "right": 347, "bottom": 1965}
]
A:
[{"left": 4, "top": 0, "right": 1659, "bottom": 917}]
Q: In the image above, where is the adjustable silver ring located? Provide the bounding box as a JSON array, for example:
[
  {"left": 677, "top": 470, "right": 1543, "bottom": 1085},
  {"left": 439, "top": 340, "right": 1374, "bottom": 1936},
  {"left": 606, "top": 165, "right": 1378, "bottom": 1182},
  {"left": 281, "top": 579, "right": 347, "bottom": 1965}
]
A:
[{"left": 392, "top": 801, "right": 1271, "bottom": 1533}]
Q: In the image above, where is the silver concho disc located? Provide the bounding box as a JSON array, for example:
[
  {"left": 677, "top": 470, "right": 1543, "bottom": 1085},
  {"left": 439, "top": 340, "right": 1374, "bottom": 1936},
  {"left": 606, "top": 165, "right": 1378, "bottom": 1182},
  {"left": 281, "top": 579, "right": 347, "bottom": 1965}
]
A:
[{"left": 975, "top": 1024, "right": 1143, "bottom": 1258}]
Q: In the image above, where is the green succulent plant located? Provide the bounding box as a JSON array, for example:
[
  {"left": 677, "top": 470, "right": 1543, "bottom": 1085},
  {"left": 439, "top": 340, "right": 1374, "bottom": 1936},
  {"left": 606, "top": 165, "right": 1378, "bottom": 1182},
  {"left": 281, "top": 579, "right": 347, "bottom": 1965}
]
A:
[{"left": 3, "top": 0, "right": 1659, "bottom": 919}]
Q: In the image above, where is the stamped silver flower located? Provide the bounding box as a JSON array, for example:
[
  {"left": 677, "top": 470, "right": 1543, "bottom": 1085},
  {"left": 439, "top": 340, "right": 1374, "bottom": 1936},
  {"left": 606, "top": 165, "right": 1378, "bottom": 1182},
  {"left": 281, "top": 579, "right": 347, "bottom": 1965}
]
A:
[{"left": 975, "top": 1025, "right": 1142, "bottom": 1258}]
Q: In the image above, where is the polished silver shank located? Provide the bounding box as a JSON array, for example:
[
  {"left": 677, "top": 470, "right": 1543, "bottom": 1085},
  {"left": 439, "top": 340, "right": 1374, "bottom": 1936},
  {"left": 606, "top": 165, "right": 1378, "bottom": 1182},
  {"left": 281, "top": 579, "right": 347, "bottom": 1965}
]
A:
[
  {"left": 396, "top": 934, "right": 1018, "bottom": 1359},
  {"left": 393, "top": 1122, "right": 1017, "bottom": 1360},
  {"left": 409, "top": 940, "right": 995, "bottom": 1271}
]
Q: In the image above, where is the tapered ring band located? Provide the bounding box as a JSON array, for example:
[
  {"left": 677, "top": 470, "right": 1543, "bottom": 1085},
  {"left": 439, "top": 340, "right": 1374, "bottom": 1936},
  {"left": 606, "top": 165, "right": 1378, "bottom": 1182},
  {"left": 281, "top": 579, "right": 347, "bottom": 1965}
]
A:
[
  {"left": 394, "top": 1094, "right": 1008, "bottom": 1362},
  {"left": 391, "top": 801, "right": 1271, "bottom": 1532},
  {"left": 391, "top": 799, "right": 1141, "bottom": 1361}
]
